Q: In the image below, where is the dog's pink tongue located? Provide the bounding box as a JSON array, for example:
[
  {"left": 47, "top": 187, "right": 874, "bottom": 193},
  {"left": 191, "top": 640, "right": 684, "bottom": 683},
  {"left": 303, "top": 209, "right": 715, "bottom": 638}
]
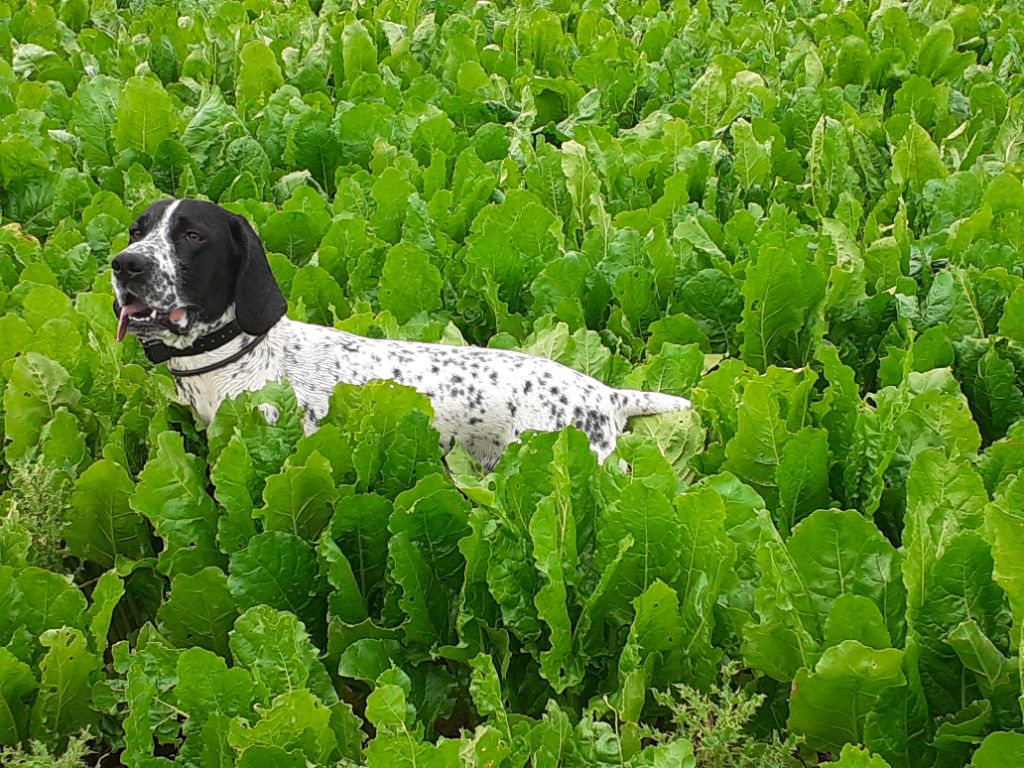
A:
[
  {"left": 169, "top": 307, "right": 187, "bottom": 324},
  {"left": 117, "top": 302, "right": 147, "bottom": 342}
]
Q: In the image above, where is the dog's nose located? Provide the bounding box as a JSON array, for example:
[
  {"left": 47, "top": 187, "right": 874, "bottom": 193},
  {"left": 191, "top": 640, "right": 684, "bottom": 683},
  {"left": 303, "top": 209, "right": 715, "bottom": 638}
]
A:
[{"left": 112, "top": 251, "right": 149, "bottom": 279}]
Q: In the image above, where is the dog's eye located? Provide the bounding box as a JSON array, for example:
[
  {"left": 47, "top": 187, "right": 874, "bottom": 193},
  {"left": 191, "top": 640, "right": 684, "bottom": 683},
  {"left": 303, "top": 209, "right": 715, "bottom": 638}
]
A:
[
  {"left": 128, "top": 228, "right": 142, "bottom": 241},
  {"left": 185, "top": 231, "right": 203, "bottom": 243}
]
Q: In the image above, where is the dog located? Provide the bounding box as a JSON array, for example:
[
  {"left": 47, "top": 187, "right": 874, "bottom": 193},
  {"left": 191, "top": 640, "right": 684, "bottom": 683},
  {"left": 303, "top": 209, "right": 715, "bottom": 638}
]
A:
[{"left": 111, "top": 199, "right": 691, "bottom": 468}]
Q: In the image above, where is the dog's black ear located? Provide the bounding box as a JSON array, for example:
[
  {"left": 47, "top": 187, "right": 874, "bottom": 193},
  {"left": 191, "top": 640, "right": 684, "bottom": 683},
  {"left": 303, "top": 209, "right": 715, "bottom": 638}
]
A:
[{"left": 230, "top": 213, "right": 287, "bottom": 335}]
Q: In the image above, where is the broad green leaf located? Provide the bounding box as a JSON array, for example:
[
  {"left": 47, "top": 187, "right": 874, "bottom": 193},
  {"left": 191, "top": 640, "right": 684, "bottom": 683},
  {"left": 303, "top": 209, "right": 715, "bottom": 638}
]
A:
[
  {"left": 743, "top": 517, "right": 821, "bottom": 681},
  {"left": 824, "top": 594, "right": 892, "bottom": 651},
  {"left": 971, "top": 732, "right": 1024, "bottom": 767},
  {"left": 596, "top": 484, "right": 680, "bottom": 621},
  {"left": 9, "top": 567, "right": 88, "bottom": 656},
  {"left": 29, "top": 628, "right": 101, "bottom": 748},
  {"left": 674, "top": 487, "right": 735, "bottom": 686},
  {"left": 227, "top": 689, "right": 336, "bottom": 764},
  {"left": 893, "top": 390, "right": 982, "bottom": 478},
  {"left": 121, "top": 641, "right": 163, "bottom": 766},
  {"left": 181, "top": 85, "right": 245, "bottom": 173},
  {"left": 363, "top": 687, "right": 463, "bottom": 768},
  {"left": 290, "top": 263, "right": 348, "bottom": 324},
  {"left": 469, "top": 653, "right": 507, "bottom": 725},
  {"left": 262, "top": 210, "right": 321, "bottom": 264},
  {"left": 176, "top": 647, "right": 255, "bottom": 725},
  {"left": 158, "top": 567, "right": 239, "bottom": 658},
  {"left": 862, "top": 677, "right": 932, "bottom": 768},
  {"left": 611, "top": 436, "right": 679, "bottom": 500},
  {"left": 731, "top": 119, "right": 771, "bottom": 190},
  {"left": 4, "top": 352, "right": 80, "bottom": 462},
  {"left": 739, "top": 243, "right": 826, "bottom": 372},
  {"left": 112, "top": 76, "right": 176, "bottom": 155},
  {"left": 902, "top": 450, "right": 987, "bottom": 622},
  {"left": 788, "top": 509, "right": 903, "bottom": 638},
  {"left": 979, "top": 422, "right": 1024, "bottom": 493},
  {"left": 228, "top": 531, "right": 325, "bottom": 640},
  {"left": 256, "top": 451, "right": 337, "bottom": 540},
  {"left": 365, "top": 683, "right": 410, "bottom": 730},
  {"left": 616, "top": 580, "right": 685, "bottom": 721},
  {"left": 337, "top": 639, "right": 403, "bottom": 684},
  {"left": 390, "top": 474, "right": 472, "bottom": 589},
  {"left": 956, "top": 339, "right": 1024, "bottom": 444},
  {"left": 342, "top": 19, "right": 378, "bottom": 84},
  {"left": 319, "top": 537, "right": 368, "bottom": 626},
  {"left": 863, "top": 238, "right": 904, "bottom": 294},
  {"left": 329, "top": 493, "right": 392, "bottom": 613},
  {"left": 388, "top": 531, "right": 451, "bottom": 650},
  {"left": 212, "top": 432, "right": 260, "bottom": 553},
  {"left": 789, "top": 640, "right": 905, "bottom": 751},
  {"left": 236, "top": 41, "right": 284, "bottom": 113},
  {"left": 916, "top": 534, "right": 1009, "bottom": 716},
  {"left": 529, "top": 701, "right": 576, "bottom": 766},
  {"left": 530, "top": 492, "right": 582, "bottom": 692},
  {"left": 380, "top": 244, "right": 443, "bottom": 324},
  {"left": 229, "top": 605, "right": 335, "bottom": 704},
  {"left": 985, "top": 475, "right": 1024, "bottom": 717},
  {"left": 0, "top": 517, "right": 31, "bottom": 570},
  {"left": 87, "top": 570, "right": 124, "bottom": 653},
  {"left": 678, "top": 269, "right": 742, "bottom": 347},
  {"left": 628, "top": 740, "right": 697, "bottom": 767},
  {"left": 131, "top": 430, "right": 224, "bottom": 578},
  {"left": 326, "top": 381, "right": 444, "bottom": 499},
  {"left": 66, "top": 459, "right": 151, "bottom": 569},
  {"left": 70, "top": 75, "right": 120, "bottom": 166},
  {"left": 891, "top": 123, "right": 947, "bottom": 192},
  {"left": 207, "top": 380, "right": 305, "bottom": 486},
  {"left": 776, "top": 427, "right": 831, "bottom": 534},
  {"left": 688, "top": 63, "right": 728, "bottom": 137},
  {"left": 808, "top": 116, "right": 852, "bottom": 217},
  {"left": 944, "top": 620, "right": 1015, "bottom": 699},
  {"left": 723, "top": 379, "right": 791, "bottom": 507},
  {"left": 624, "top": 343, "right": 704, "bottom": 397},
  {"left": 561, "top": 140, "right": 609, "bottom": 242},
  {"left": 0, "top": 647, "right": 35, "bottom": 746}
]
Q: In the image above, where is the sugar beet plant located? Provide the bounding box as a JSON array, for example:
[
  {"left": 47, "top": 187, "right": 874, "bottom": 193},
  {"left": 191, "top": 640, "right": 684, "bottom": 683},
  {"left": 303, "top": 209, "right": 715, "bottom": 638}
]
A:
[{"left": 2, "top": 0, "right": 1024, "bottom": 766}]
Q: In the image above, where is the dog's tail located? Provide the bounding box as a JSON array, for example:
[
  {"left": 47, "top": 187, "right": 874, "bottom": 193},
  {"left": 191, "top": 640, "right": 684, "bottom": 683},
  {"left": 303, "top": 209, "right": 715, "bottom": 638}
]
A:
[{"left": 614, "top": 389, "right": 691, "bottom": 419}]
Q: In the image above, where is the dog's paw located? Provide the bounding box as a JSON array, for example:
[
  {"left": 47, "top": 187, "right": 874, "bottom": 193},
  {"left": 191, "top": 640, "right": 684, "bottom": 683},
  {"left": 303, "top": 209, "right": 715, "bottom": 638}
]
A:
[{"left": 258, "top": 403, "right": 280, "bottom": 424}]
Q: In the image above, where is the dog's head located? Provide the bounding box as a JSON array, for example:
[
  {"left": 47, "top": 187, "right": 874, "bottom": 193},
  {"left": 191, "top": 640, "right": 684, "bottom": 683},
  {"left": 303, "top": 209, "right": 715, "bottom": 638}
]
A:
[{"left": 111, "top": 199, "right": 286, "bottom": 349}]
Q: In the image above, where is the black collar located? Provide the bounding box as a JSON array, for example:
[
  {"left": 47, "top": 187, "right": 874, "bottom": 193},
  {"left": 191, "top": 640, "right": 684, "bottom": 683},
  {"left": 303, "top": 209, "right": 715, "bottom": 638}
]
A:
[
  {"left": 141, "top": 320, "right": 268, "bottom": 378},
  {"left": 167, "top": 332, "right": 268, "bottom": 378},
  {"left": 142, "top": 320, "right": 244, "bottom": 363}
]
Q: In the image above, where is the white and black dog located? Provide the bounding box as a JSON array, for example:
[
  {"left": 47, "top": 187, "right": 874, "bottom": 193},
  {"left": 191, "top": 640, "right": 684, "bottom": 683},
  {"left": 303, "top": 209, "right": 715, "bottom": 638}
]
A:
[{"left": 112, "top": 199, "right": 690, "bottom": 468}]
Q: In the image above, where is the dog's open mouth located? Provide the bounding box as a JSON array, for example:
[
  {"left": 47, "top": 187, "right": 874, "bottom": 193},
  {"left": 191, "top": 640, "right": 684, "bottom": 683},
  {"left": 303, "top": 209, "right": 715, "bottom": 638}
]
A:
[{"left": 117, "top": 297, "right": 190, "bottom": 341}]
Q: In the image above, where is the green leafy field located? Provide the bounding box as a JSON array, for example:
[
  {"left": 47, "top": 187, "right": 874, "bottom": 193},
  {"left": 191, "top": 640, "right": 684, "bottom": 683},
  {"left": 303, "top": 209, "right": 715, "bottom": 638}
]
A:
[{"left": 2, "top": 0, "right": 1024, "bottom": 765}]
